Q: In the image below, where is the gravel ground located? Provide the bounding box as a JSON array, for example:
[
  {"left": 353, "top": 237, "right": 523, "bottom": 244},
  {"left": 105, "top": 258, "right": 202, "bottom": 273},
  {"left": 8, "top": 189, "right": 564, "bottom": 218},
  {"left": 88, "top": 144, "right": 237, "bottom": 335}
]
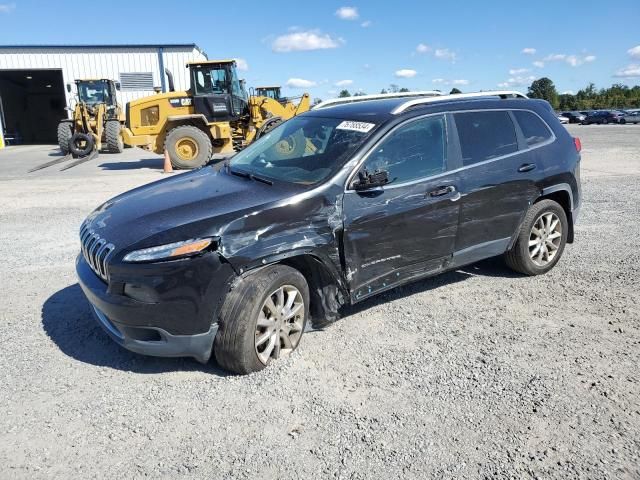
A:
[{"left": 0, "top": 125, "right": 639, "bottom": 479}]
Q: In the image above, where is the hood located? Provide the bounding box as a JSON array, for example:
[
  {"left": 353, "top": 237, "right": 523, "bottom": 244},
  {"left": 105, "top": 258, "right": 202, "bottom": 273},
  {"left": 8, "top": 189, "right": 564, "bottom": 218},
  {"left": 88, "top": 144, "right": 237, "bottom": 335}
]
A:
[{"left": 83, "top": 167, "right": 300, "bottom": 252}]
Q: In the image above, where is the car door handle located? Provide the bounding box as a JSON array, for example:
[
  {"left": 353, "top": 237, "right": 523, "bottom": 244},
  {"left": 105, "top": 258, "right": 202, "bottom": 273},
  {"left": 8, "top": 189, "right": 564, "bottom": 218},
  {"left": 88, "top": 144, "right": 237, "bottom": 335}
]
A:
[
  {"left": 428, "top": 185, "right": 456, "bottom": 197},
  {"left": 518, "top": 163, "right": 537, "bottom": 173}
]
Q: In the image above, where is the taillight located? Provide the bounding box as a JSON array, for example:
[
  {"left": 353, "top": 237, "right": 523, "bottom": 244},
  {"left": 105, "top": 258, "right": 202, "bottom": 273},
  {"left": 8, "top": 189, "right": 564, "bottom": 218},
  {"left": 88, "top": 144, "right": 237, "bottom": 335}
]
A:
[{"left": 574, "top": 137, "right": 582, "bottom": 153}]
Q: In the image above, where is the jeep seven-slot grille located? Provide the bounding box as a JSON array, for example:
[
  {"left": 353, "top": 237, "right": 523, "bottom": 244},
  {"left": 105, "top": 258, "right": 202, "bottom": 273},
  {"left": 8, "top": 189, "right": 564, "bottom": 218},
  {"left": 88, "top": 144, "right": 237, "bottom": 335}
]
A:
[{"left": 80, "top": 223, "right": 115, "bottom": 282}]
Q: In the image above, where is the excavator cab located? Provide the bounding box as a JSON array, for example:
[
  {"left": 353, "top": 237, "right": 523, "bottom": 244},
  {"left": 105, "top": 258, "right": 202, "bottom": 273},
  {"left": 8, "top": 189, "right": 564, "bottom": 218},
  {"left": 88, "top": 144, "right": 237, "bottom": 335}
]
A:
[
  {"left": 256, "top": 86, "right": 282, "bottom": 101},
  {"left": 74, "top": 79, "right": 119, "bottom": 108},
  {"left": 188, "top": 60, "right": 247, "bottom": 123}
]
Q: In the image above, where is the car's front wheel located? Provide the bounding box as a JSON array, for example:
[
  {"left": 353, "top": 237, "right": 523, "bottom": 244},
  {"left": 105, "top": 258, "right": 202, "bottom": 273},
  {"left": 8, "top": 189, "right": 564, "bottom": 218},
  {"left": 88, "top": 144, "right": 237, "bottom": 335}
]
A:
[
  {"left": 505, "top": 199, "right": 568, "bottom": 275},
  {"left": 214, "top": 264, "right": 309, "bottom": 374}
]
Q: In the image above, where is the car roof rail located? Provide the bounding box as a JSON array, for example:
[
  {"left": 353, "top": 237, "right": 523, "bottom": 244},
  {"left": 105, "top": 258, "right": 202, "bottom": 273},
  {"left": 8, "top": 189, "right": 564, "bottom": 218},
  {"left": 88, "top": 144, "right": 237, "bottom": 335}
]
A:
[
  {"left": 312, "top": 91, "right": 444, "bottom": 110},
  {"left": 390, "top": 90, "right": 529, "bottom": 115}
]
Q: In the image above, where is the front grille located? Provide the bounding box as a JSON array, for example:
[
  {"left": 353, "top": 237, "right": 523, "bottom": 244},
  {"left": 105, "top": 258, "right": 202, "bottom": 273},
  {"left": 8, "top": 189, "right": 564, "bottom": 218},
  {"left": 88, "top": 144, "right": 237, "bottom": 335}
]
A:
[{"left": 80, "top": 222, "right": 115, "bottom": 282}]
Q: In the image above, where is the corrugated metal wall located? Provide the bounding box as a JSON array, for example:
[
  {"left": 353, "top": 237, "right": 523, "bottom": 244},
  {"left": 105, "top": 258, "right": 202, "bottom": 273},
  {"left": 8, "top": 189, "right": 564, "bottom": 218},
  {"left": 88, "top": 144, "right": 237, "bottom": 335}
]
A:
[{"left": 0, "top": 45, "right": 206, "bottom": 115}]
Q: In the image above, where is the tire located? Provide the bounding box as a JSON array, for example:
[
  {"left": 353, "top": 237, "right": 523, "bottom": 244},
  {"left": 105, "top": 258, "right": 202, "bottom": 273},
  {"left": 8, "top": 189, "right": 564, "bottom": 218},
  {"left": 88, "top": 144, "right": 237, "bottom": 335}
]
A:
[
  {"left": 504, "top": 199, "right": 569, "bottom": 276},
  {"left": 620, "top": 119, "right": 626, "bottom": 125},
  {"left": 256, "top": 117, "right": 283, "bottom": 139},
  {"left": 214, "top": 264, "right": 310, "bottom": 375},
  {"left": 57, "top": 122, "right": 73, "bottom": 155},
  {"left": 68, "top": 132, "right": 94, "bottom": 157},
  {"left": 105, "top": 120, "right": 124, "bottom": 153},
  {"left": 602, "top": 119, "right": 608, "bottom": 124},
  {"left": 165, "top": 125, "right": 212, "bottom": 169}
]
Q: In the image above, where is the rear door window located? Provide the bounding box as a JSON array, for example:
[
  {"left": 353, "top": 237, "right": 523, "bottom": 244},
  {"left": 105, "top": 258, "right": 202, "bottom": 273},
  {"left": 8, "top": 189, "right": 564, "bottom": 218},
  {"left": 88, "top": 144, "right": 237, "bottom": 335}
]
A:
[
  {"left": 453, "top": 111, "right": 518, "bottom": 166},
  {"left": 512, "top": 110, "right": 553, "bottom": 147}
]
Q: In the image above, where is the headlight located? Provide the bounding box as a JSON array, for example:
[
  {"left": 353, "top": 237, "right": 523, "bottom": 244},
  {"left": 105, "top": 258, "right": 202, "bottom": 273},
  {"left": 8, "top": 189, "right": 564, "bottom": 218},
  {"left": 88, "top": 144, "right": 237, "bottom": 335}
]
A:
[{"left": 123, "top": 238, "right": 214, "bottom": 263}]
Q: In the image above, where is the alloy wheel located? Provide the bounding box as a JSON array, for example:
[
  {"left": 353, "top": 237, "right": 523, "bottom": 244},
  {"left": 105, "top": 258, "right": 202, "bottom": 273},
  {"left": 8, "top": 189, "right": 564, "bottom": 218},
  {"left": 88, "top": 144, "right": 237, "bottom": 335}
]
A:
[
  {"left": 529, "top": 212, "right": 562, "bottom": 266},
  {"left": 254, "top": 285, "right": 304, "bottom": 365}
]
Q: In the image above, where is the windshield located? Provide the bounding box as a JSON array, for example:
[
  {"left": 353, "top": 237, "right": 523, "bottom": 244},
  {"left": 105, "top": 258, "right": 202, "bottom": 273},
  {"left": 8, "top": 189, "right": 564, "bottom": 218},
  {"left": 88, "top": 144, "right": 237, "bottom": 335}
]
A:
[
  {"left": 192, "top": 65, "right": 229, "bottom": 95},
  {"left": 77, "top": 81, "right": 110, "bottom": 105},
  {"left": 229, "top": 116, "right": 377, "bottom": 185}
]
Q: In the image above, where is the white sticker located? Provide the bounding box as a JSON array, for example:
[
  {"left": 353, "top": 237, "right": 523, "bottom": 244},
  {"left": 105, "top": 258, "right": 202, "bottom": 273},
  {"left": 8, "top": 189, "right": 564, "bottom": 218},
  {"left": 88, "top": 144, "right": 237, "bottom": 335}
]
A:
[{"left": 336, "top": 120, "right": 376, "bottom": 133}]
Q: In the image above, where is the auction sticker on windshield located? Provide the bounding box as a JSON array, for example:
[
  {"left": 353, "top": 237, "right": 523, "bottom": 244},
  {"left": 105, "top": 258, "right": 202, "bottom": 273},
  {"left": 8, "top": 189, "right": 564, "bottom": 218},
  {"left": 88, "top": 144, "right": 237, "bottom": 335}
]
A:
[{"left": 336, "top": 121, "right": 376, "bottom": 133}]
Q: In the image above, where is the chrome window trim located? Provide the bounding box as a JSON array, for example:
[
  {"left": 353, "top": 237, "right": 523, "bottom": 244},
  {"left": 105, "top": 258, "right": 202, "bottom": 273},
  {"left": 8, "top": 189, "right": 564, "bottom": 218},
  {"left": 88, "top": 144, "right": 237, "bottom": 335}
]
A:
[{"left": 344, "top": 108, "right": 556, "bottom": 193}]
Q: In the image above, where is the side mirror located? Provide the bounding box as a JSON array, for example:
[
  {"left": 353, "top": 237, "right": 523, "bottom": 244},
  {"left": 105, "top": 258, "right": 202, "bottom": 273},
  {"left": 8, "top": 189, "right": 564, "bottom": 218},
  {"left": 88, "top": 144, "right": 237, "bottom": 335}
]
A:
[
  {"left": 115, "top": 82, "right": 121, "bottom": 91},
  {"left": 66, "top": 83, "right": 71, "bottom": 93},
  {"left": 352, "top": 169, "right": 389, "bottom": 191}
]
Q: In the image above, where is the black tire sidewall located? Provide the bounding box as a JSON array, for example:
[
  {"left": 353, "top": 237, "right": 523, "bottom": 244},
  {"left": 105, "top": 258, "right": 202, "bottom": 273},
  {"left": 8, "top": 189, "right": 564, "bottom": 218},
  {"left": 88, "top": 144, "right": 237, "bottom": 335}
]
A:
[
  {"left": 68, "top": 132, "right": 94, "bottom": 157},
  {"left": 515, "top": 200, "right": 569, "bottom": 275},
  {"left": 105, "top": 120, "right": 124, "bottom": 153},
  {"left": 57, "top": 122, "right": 73, "bottom": 154}
]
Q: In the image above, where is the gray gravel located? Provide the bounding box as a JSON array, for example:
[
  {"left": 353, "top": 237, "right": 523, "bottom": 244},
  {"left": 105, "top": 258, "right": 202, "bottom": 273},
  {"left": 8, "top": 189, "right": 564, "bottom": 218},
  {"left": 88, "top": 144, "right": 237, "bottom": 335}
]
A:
[{"left": 0, "top": 125, "right": 639, "bottom": 479}]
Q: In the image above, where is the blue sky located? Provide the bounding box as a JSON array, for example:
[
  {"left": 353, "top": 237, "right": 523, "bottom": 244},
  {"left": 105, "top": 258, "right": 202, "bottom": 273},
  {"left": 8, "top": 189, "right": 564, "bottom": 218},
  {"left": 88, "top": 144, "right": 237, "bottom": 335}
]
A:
[{"left": 1, "top": 0, "right": 639, "bottom": 99}]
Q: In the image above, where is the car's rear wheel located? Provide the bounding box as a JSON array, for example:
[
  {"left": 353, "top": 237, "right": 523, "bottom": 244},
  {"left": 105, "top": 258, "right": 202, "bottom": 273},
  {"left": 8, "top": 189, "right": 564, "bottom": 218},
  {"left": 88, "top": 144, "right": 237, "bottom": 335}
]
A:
[
  {"left": 505, "top": 199, "right": 568, "bottom": 276},
  {"left": 214, "top": 264, "right": 309, "bottom": 374},
  {"left": 602, "top": 118, "right": 608, "bottom": 124}
]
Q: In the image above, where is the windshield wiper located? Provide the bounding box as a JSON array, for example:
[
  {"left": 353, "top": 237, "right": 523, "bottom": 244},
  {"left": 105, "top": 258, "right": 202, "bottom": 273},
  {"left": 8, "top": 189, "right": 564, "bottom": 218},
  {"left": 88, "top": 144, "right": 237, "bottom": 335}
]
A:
[{"left": 227, "top": 165, "right": 273, "bottom": 185}]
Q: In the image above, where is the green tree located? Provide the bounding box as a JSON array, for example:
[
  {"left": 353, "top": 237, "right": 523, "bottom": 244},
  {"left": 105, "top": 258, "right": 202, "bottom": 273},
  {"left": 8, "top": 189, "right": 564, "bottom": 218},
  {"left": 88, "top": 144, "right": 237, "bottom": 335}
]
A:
[
  {"left": 399, "top": 87, "right": 410, "bottom": 92},
  {"left": 312, "top": 98, "right": 323, "bottom": 106},
  {"left": 338, "top": 90, "right": 351, "bottom": 98},
  {"left": 380, "top": 88, "right": 388, "bottom": 94},
  {"left": 449, "top": 87, "right": 462, "bottom": 94},
  {"left": 389, "top": 84, "right": 400, "bottom": 93},
  {"left": 353, "top": 91, "right": 367, "bottom": 96},
  {"left": 528, "top": 77, "right": 559, "bottom": 109}
]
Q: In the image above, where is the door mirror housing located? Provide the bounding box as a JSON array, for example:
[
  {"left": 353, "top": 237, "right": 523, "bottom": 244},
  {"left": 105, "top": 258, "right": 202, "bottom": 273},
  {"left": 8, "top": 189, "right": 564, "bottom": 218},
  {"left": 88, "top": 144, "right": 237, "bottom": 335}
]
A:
[
  {"left": 66, "top": 83, "right": 72, "bottom": 93},
  {"left": 115, "top": 81, "right": 121, "bottom": 91},
  {"left": 352, "top": 169, "right": 389, "bottom": 191}
]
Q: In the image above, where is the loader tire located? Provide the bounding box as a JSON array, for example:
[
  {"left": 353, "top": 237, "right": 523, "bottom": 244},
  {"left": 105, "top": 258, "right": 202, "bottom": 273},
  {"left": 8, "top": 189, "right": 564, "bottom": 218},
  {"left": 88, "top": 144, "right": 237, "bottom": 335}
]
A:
[
  {"left": 105, "top": 120, "right": 124, "bottom": 153},
  {"left": 57, "top": 122, "right": 73, "bottom": 155},
  {"left": 69, "top": 132, "right": 95, "bottom": 158},
  {"left": 165, "top": 125, "right": 212, "bottom": 169}
]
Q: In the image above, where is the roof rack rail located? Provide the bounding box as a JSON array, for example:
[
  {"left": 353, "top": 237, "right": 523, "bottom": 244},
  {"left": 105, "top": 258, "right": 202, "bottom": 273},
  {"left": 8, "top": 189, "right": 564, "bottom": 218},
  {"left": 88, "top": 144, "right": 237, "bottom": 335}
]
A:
[
  {"left": 312, "top": 90, "right": 443, "bottom": 110},
  {"left": 390, "top": 90, "right": 528, "bottom": 115}
]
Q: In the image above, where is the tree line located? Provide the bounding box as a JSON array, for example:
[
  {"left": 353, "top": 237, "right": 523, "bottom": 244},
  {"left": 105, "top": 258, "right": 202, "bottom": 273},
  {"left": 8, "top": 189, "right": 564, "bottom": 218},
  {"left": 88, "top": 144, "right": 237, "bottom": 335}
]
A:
[
  {"left": 314, "top": 79, "right": 640, "bottom": 111},
  {"left": 527, "top": 78, "right": 640, "bottom": 111}
]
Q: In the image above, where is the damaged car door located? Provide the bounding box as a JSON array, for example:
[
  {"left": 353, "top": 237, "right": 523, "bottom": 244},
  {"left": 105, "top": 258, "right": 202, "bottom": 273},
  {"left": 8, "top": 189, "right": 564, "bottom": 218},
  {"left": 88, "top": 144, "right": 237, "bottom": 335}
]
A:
[{"left": 342, "top": 114, "right": 460, "bottom": 301}]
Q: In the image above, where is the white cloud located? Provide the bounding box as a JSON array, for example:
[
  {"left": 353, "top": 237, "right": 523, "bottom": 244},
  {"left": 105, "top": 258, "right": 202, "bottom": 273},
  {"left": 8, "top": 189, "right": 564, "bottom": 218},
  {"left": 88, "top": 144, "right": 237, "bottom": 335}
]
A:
[
  {"left": 532, "top": 61, "right": 545, "bottom": 68},
  {"left": 286, "top": 78, "right": 318, "bottom": 88},
  {"left": 360, "top": 20, "right": 372, "bottom": 28},
  {"left": 395, "top": 69, "right": 417, "bottom": 78},
  {"left": 272, "top": 31, "right": 343, "bottom": 52},
  {"left": 544, "top": 53, "right": 595, "bottom": 67},
  {"left": 562, "top": 90, "right": 574, "bottom": 95},
  {"left": 416, "top": 43, "right": 431, "bottom": 54},
  {"left": 335, "top": 6, "right": 359, "bottom": 20},
  {"left": 327, "top": 89, "right": 337, "bottom": 95},
  {"left": 234, "top": 58, "right": 249, "bottom": 71},
  {"left": 334, "top": 79, "right": 353, "bottom": 87},
  {"left": 522, "top": 48, "right": 537, "bottom": 55},
  {"left": 431, "top": 78, "right": 469, "bottom": 86},
  {"left": 0, "top": 3, "right": 15, "bottom": 13},
  {"left": 498, "top": 75, "right": 536, "bottom": 88},
  {"left": 509, "top": 68, "right": 530, "bottom": 75},
  {"left": 629, "top": 45, "right": 640, "bottom": 59},
  {"left": 613, "top": 64, "right": 640, "bottom": 78},
  {"left": 434, "top": 48, "right": 456, "bottom": 61}
]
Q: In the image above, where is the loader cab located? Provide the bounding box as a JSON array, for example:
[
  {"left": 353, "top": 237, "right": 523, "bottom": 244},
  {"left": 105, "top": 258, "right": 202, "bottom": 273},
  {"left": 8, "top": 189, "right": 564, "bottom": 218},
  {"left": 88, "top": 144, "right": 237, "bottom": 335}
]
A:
[
  {"left": 188, "top": 60, "right": 247, "bottom": 123},
  {"left": 74, "top": 79, "right": 118, "bottom": 107},
  {"left": 256, "top": 86, "right": 282, "bottom": 101}
]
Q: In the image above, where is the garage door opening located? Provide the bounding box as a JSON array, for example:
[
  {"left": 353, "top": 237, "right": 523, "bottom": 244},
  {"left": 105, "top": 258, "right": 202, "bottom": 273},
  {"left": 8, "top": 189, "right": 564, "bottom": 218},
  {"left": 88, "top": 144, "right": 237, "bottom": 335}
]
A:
[{"left": 0, "top": 69, "right": 66, "bottom": 144}]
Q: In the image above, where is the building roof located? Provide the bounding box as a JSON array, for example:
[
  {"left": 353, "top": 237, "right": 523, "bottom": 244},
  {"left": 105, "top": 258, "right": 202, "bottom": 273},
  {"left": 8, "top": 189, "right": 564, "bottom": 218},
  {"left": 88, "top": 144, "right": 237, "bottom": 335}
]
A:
[{"left": 0, "top": 43, "right": 200, "bottom": 50}]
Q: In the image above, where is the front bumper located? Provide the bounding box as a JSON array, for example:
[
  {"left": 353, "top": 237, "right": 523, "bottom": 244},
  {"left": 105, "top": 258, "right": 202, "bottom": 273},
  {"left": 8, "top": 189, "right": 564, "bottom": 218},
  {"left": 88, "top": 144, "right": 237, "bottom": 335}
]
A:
[
  {"left": 76, "top": 251, "right": 236, "bottom": 363},
  {"left": 91, "top": 305, "right": 217, "bottom": 363}
]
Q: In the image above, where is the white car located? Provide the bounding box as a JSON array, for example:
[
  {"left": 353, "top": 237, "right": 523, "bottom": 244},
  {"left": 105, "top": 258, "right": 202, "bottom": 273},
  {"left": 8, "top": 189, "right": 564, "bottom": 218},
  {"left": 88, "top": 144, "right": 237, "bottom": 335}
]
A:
[{"left": 557, "top": 114, "right": 570, "bottom": 124}]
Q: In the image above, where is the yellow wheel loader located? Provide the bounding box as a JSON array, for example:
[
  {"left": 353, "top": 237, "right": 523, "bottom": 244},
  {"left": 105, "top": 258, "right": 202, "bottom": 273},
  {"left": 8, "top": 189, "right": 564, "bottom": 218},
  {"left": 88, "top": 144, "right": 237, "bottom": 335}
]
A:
[
  {"left": 58, "top": 79, "right": 125, "bottom": 157},
  {"left": 122, "top": 60, "right": 310, "bottom": 169}
]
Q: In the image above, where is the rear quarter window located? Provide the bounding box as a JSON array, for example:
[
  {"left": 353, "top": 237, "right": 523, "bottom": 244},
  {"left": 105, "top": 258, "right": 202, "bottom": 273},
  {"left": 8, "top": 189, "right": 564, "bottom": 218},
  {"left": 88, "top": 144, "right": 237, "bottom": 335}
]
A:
[
  {"left": 453, "top": 111, "right": 518, "bottom": 166},
  {"left": 512, "top": 110, "right": 553, "bottom": 147}
]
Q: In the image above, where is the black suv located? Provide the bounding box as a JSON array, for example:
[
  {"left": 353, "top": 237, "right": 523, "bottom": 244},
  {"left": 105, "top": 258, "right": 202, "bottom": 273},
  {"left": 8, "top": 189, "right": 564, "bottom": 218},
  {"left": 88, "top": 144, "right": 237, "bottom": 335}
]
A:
[{"left": 77, "top": 92, "right": 582, "bottom": 374}]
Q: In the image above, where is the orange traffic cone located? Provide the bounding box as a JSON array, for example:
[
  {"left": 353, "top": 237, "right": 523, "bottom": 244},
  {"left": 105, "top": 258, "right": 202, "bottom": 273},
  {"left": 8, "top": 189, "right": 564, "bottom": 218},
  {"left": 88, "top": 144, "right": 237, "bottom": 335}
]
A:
[{"left": 163, "top": 148, "right": 174, "bottom": 174}]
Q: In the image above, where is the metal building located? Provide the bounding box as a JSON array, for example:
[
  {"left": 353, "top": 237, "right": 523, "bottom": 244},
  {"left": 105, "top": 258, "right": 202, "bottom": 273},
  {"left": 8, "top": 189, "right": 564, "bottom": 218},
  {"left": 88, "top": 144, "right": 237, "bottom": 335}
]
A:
[{"left": 0, "top": 44, "right": 207, "bottom": 144}]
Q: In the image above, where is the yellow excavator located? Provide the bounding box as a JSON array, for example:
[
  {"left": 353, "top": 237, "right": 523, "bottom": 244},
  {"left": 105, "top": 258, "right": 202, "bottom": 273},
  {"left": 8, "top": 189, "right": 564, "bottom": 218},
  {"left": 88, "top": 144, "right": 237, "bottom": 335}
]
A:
[
  {"left": 58, "top": 79, "right": 124, "bottom": 157},
  {"left": 122, "top": 60, "right": 310, "bottom": 169}
]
